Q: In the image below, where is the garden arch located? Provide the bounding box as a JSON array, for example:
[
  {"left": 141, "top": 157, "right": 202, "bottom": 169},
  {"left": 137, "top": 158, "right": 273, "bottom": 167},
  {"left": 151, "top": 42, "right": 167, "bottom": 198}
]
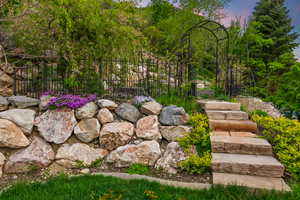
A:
[{"left": 178, "top": 20, "right": 232, "bottom": 96}]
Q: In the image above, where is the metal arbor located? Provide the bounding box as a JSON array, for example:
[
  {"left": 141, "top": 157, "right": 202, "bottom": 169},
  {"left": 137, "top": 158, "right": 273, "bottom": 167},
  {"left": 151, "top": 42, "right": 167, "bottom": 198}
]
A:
[{"left": 179, "top": 19, "right": 232, "bottom": 96}]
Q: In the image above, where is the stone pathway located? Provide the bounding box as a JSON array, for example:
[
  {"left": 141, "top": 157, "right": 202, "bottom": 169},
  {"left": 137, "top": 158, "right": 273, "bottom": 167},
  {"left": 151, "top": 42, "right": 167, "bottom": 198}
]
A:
[{"left": 198, "top": 100, "right": 291, "bottom": 191}]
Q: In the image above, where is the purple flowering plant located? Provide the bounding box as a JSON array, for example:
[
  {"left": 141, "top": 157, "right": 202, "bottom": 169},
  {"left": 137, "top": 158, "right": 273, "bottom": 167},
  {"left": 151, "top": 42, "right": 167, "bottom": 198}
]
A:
[{"left": 46, "top": 94, "right": 97, "bottom": 110}]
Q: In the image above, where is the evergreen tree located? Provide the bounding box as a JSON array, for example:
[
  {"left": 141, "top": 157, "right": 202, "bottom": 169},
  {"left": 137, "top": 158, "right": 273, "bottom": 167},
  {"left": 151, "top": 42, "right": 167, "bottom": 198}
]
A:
[
  {"left": 251, "top": 0, "right": 298, "bottom": 63},
  {"left": 245, "top": 0, "right": 299, "bottom": 96}
]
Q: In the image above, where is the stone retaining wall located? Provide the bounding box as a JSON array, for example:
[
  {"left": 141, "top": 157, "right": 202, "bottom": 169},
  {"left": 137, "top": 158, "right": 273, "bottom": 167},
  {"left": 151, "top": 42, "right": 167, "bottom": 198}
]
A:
[{"left": 0, "top": 95, "right": 193, "bottom": 178}]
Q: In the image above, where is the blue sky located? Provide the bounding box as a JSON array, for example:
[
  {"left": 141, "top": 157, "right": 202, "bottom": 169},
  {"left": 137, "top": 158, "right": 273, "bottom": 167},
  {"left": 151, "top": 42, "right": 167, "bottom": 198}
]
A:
[{"left": 221, "top": 0, "right": 300, "bottom": 61}]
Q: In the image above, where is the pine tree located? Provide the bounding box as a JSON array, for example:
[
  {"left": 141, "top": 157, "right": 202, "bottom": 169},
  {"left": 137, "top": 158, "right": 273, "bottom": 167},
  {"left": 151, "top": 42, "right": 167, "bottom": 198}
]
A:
[
  {"left": 251, "top": 0, "right": 298, "bottom": 63},
  {"left": 244, "top": 0, "right": 299, "bottom": 97}
]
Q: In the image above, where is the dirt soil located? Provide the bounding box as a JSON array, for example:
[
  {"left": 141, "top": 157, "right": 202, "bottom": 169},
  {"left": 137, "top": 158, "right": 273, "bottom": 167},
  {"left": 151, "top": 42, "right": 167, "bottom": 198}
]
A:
[{"left": 0, "top": 167, "right": 212, "bottom": 190}]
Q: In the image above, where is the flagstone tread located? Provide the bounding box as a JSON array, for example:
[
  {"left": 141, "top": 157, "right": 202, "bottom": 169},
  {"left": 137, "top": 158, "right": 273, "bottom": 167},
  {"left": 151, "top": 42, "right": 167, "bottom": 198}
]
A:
[
  {"left": 230, "top": 132, "right": 257, "bottom": 137},
  {"left": 209, "top": 120, "right": 258, "bottom": 132},
  {"left": 210, "top": 131, "right": 258, "bottom": 137},
  {"left": 212, "top": 153, "right": 284, "bottom": 177},
  {"left": 200, "top": 101, "right": 241, "bottom": 111},
  {"left": 206, "top": 110, "right": 248, "bottom": 120},
  {"left": 213, "top": 173, "right": 291, "bottom": 191},
  {"left": 211, "top": 136, "right": 273, "bottom": 155}
]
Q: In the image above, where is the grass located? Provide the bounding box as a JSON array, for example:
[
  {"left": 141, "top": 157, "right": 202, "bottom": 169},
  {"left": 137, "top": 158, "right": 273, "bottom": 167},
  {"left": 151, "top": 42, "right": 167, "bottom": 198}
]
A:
[
  {"left": 1, "top": 174, "right": 299, "bottom": 200},
  {"left": 156, "top": 94, "right": 199, "bottom": 114}
]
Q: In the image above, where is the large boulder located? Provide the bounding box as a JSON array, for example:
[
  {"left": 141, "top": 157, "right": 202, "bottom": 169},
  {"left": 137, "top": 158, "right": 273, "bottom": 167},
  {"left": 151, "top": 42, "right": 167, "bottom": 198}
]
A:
[
  {"left": 159, "top": 105, "right": 189, "bottom": 125},
  {"left": 140, "top": 101, "right": 162, "bottom": 115},
  {"left": 7, "top": 96, "right": 40, "bottom": 109},
  {"left": 115, "top": 103, "right": 140, "bottom": 123},
  {"left": 160, "top": 126, "right": 191, "bottom": 142},
  {"left": 35, "top": 108, "right": 77, "bottom": 144},
  {"left": 0, "top": 152, "right": 5, "bottom": 177},
  {"left": 155, "top": 142, "right": 187, "bottom": 174},
  {"left": 136, "top": 115, "right": 161, "bottom": 140},
  {"left": 0, "top": 96, "right": 8, "bottom": 111},
  {"left": 55, "top": 143, "right": 108, "bottom": 168},
  {"left": 106, "top": 140, "right": 161, "bottom": 167},
  {"left": 0, "top": 109, "right": 36, "bottom": 134},
  {"left": 97, "top": 99, "right": 118, "bottom": 110},
  {"left": 75, "top": 102, "right": 98, "bottom": 119},
  {"left": 74, "top": 118, "right": 101, "bottom": 143},
  {"left": 0, "top": 119, "right": 30, "bottom": 148},
  {"left": 4, "top": 137, "right": 55, "bottom": 173},
  {"left": 99, "top": 122, "right": 134, "bottom": 151},
  {"left": 97, "top": 108, "right": 114, "bottom": 124}
]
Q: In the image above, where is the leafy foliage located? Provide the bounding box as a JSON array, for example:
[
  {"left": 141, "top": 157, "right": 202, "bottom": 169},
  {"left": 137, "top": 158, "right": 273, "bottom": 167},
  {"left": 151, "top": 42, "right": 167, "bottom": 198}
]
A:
[
  {"left": 177, "top": 113, "right": 211, "bottom": 174},
  {"left": 127, "top": 163, "right": 150, "bottom": 175},
  {"left": 252, "top": 115, "right": 300, "bottom": 181}
]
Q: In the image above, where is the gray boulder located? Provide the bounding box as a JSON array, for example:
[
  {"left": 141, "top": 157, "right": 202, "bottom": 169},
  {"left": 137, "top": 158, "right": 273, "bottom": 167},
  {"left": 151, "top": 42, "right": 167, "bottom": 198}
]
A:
[
  {"left": 159, "top": 106, "right": 189, "bottom": 125},
  {"left": 115, "top": 103, "right": 140, "bottom": 123},
  {"left": 7, "top": 96, "right": 40, "bottom": 108}
]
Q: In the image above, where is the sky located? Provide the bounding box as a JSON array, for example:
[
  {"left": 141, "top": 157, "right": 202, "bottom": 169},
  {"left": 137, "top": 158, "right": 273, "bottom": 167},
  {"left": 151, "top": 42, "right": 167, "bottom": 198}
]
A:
[
  {"left": 220, "top": 0, "right": 300, "bottom": 61},
  {"left": 140, "top": 0, "right": 300, "bottom": 61}
]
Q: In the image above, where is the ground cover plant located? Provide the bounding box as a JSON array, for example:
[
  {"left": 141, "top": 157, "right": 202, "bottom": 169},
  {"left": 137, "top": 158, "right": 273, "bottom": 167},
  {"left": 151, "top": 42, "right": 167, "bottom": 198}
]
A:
[
  {"left": 177, "top": 114, "right": 211, "bottom": 174},
  {"left": 0, "top": 174, "right": 299, "bottom": 200},
  {"left": 252, "top": 115, "right": 300, "bottom": 181}
]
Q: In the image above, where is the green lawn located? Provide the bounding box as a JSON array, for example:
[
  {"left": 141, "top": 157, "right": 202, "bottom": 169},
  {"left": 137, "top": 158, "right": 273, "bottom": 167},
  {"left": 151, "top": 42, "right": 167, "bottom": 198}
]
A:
[{"left": 1, "top": 174, "right": 299, "bottom": 200}]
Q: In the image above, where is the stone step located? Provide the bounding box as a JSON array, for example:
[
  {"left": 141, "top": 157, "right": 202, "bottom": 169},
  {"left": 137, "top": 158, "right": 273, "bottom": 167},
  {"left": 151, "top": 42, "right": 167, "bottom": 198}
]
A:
[
  {"left": 211, "top": 136, "right": 273, "bottom": 155},
  {"left": 210, "top": 131, "right": 257, "bottom": 138},
  {"left": 198, "top": 100, "right": 241, "bottom": 111},
  {"left": 209, "top": 120, "right": 258, "bottom": 133},
  {"left": 212, "top": 153, "right": 284, "bottom": 178},
  {"left": 213, "top": 173, "right": 291, "bottom": 191},
  {"left": 206, "top": 110, "right": 248, "bottom": 120}
]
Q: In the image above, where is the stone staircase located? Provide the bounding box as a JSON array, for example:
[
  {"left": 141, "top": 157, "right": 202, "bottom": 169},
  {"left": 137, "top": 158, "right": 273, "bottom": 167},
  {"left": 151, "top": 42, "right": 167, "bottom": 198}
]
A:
[{"left": 198, "top": 100, "right": 290, "bottom": 191}]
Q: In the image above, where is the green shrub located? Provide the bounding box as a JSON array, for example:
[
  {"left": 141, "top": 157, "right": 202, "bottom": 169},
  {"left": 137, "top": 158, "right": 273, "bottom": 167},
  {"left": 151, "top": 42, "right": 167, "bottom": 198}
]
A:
[
  {"left": 252, "top": 115, "right": 300, "bottom": 181},
  {"left": 127, "top": 163, "right": 150, "bottom": 175},
  {"left": 178, "top": 153, "right": 211, "bottom": 174},
  {"left": 177, "top": 113, "right": 211, "bottom": 174},
  {"left": 251, "top": 110, "right": 268, "bottom": 117}
]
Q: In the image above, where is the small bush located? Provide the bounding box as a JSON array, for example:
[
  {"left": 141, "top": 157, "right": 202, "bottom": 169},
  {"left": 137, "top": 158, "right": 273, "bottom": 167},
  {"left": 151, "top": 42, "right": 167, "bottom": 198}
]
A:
[
  {"left": 177, "top": 114, "right": 210, "bottom": 153},
  {"left": 178, "top": 153, "right": 211, "bottom": 174},
  {"left": 252, "top": 115, "right": 300, "bottom": 181},
  {"left": 127, "top": 163, "right": 150, "bottom": 175},
  {"left": 177, "top": 113, "right": 211, "bottom": 174}
]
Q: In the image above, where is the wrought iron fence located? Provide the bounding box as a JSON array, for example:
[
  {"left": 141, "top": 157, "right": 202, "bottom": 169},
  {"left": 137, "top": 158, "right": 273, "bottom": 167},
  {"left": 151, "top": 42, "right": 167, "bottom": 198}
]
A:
[{"left": 13, "top": 52, "right": 190, "bottom": 99}]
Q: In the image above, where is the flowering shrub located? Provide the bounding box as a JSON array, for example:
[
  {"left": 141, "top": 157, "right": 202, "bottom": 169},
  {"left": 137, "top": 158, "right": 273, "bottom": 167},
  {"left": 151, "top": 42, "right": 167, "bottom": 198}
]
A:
[
  {"left": 252, "top": 115, "right": 300, "bottom": 181},
  {"left": 132, "top": 96, "right": 154, "bottom": 106},
  {"left": 47, "top": 94, "right": 97, "bottom": 109}
]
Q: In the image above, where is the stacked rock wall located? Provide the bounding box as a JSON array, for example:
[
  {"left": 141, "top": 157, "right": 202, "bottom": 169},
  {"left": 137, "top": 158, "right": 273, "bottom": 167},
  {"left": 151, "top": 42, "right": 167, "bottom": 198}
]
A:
[{"left": 0, "top": 95, "right": 193, "bottom": 178}]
